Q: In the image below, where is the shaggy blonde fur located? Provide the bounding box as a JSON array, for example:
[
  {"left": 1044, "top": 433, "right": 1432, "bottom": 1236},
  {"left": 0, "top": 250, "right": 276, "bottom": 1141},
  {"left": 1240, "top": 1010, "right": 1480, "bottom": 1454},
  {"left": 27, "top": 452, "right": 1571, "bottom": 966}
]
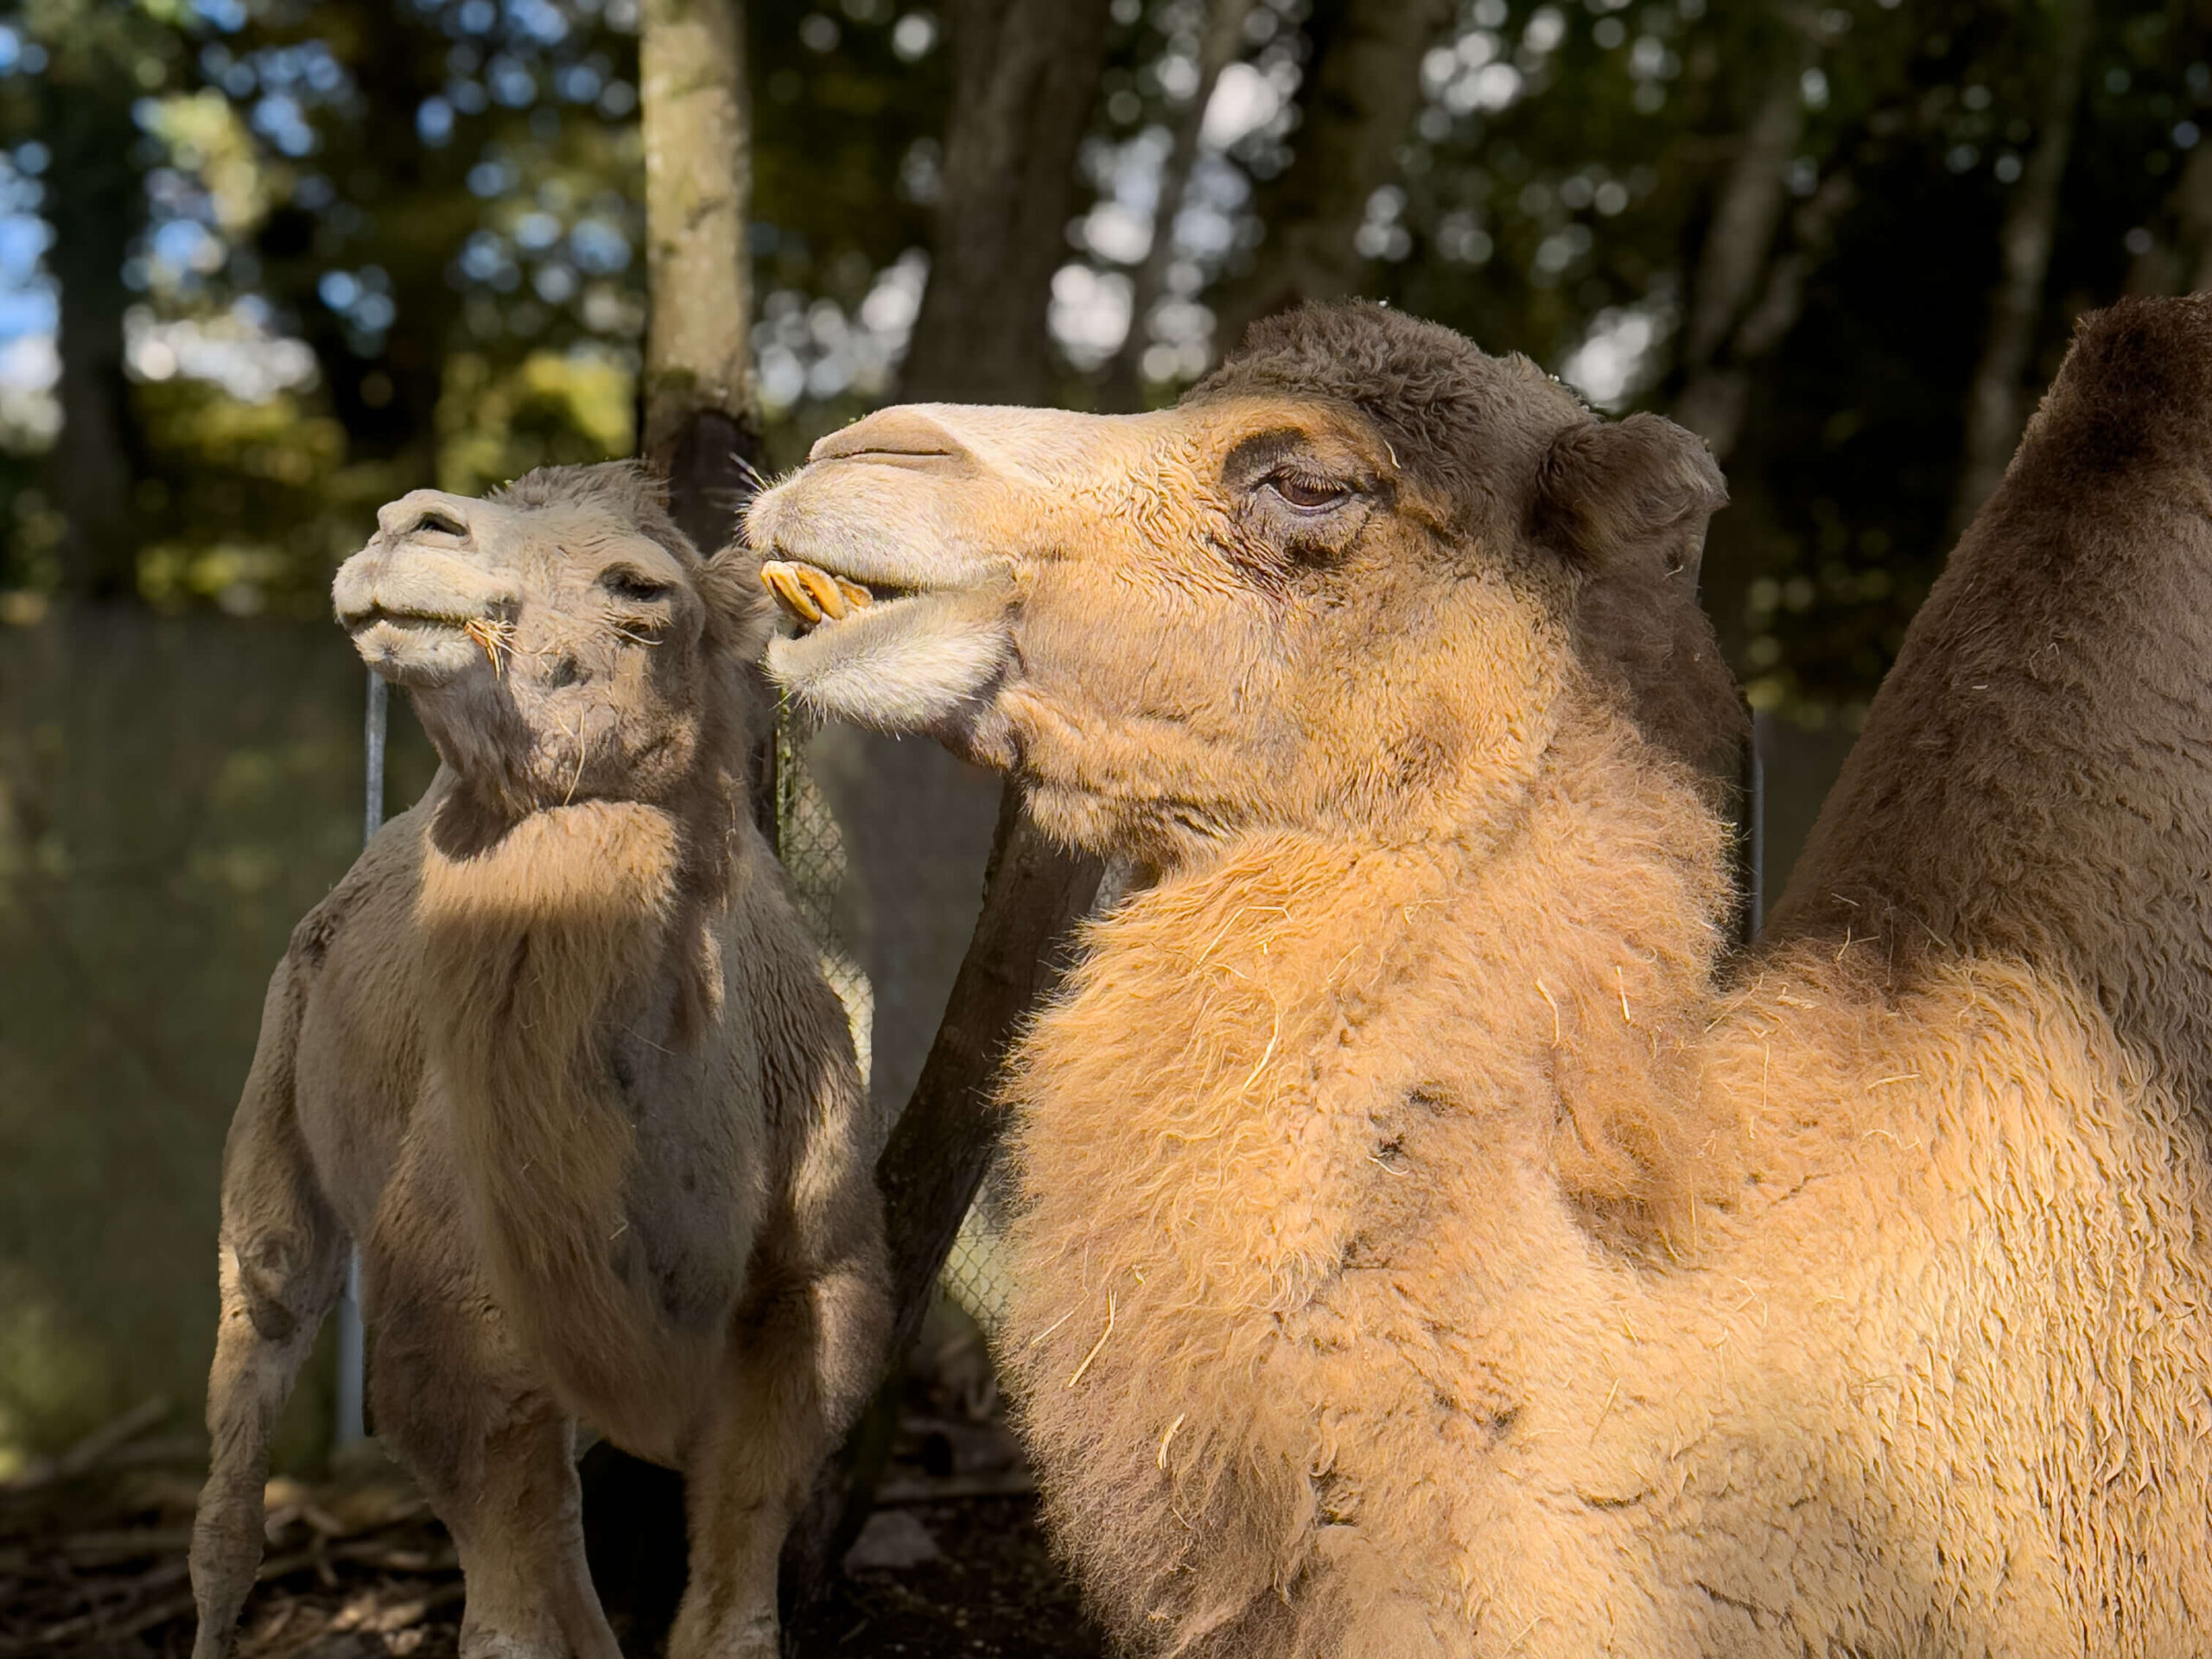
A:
[
  {"left": 189, "top": 465, "right": 888, "bottom": 1659},
  {"left": 748, "top": 299, "right": 2212, "bottom": 1654}
]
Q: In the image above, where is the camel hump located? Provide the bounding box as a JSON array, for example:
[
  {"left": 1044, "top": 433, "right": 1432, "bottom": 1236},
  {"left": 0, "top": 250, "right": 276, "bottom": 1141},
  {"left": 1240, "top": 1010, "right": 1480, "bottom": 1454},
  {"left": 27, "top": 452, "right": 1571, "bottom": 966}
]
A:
[{"left": 1769, "top": 293, "right": 2212, "bottom": 1101}]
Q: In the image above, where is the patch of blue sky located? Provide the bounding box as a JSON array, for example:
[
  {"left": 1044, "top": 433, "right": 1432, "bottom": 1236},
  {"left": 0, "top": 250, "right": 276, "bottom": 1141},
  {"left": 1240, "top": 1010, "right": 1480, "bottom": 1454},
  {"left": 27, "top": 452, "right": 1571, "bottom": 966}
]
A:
[
  {"left": 0, "top": 284, "right": 55, "bottom": 340},
  {"left": 251, "top": 93, "right": 320, "bottom": 159},
  {"left": 191, "top": 0, "right": 249, "bottom": 31},
  {"left": 569, "top": 219, "right": 628, "bottom": 275},
  {"left": 150, "top": 218, "right": 222, "bottom": 280},
  {"left": 0, "top": 215, "right": 51, "bottom": 290},
  {"left": 505, "top": 0, "right": 572, "bottom": 47}
]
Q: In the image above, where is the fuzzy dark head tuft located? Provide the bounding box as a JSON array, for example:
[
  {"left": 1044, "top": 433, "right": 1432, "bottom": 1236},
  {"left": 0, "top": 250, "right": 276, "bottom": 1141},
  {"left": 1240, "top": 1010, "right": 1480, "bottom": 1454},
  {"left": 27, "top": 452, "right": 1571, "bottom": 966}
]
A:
[{"left": 1192, "top": 301, "right": 1589, "bottom": 537}]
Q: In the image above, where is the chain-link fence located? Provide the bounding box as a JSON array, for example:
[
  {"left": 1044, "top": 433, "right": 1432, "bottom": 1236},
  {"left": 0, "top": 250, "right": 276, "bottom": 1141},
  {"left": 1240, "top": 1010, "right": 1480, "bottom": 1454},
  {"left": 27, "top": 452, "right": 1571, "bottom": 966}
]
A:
[
  {"left": 771, "top": 705, "right": 1014, "bottom": 1337},
  {"left": 772, "top": 708, "right": 876, "bottom": 1129}
]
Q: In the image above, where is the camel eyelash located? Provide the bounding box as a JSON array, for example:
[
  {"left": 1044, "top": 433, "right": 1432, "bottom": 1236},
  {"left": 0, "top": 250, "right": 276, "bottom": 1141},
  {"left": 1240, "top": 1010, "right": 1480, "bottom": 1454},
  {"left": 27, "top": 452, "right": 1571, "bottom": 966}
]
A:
[
  {"left": 602, "top": 569, "right": 673, "bottom": 604},
  {"left": 1264, "top": 469, "right": 1356, "bottom": 511}
]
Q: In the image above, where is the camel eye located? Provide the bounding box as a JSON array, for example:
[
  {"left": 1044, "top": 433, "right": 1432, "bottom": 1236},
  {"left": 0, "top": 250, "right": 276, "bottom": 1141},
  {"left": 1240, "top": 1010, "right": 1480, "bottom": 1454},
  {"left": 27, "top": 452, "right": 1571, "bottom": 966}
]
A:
[
  {"left": 603, "top": 569, "right": 672, "bottom": 603},
  {"left": 1265, "top": 472, "right": 1352, "bottom": 512}
]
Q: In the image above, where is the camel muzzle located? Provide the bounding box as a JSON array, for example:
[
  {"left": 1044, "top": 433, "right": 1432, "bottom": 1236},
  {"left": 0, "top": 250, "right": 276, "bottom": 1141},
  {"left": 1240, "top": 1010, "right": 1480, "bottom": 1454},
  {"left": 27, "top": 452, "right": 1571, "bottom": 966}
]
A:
[{"left": 334, "top": 543, "right": 519, "bottom": 690}]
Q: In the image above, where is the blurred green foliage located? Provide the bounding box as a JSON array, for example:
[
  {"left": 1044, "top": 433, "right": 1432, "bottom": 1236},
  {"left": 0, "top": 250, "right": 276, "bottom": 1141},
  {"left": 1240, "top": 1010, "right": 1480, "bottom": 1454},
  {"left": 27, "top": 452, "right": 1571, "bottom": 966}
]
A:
[{"left": 0, "top": 0, "right": 2203, "bottom": 708}]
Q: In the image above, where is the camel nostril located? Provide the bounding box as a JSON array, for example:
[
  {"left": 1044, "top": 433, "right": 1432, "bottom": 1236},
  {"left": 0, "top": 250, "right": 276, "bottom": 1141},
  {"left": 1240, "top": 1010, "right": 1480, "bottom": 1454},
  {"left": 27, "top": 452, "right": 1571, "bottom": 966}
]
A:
[
  {"left": 549, "top": 657, "right": 582, "bottom": 690},
  {"left": 809, "top": 407, "right": 974, "bottom": 467},
  {"left": 376, "top": 490, "right": 477, "bottom": 543}
]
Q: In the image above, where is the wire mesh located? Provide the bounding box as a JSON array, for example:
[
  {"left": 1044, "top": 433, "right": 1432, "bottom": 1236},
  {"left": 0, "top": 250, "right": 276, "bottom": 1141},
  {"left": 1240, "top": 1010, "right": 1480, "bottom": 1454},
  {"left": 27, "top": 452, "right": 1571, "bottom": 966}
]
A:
[
  {"left": 773, "top": 706, "right": 876, "bottom": 1122},
  {"left": 770, "top": 704, "right": 1014, "bottom": 1334}
]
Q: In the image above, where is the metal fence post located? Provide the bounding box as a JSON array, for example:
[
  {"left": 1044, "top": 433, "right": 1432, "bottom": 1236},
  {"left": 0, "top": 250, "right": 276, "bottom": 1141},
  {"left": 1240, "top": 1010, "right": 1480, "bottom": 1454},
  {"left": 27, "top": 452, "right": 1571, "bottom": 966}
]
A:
[
  {"left": 334, "top": 671, "right": 385, "bottom": 1451},
  {"left": 1744, "top": 707, "right": 1767, "bottom": 945}
]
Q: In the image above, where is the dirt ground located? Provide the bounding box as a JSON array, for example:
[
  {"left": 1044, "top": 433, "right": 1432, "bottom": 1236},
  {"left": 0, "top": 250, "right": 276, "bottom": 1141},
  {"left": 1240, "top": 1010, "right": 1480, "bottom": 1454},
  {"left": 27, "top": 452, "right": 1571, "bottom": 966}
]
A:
[{"left": 0, "top": 1380, "right": 1108, "bottom": 1659}]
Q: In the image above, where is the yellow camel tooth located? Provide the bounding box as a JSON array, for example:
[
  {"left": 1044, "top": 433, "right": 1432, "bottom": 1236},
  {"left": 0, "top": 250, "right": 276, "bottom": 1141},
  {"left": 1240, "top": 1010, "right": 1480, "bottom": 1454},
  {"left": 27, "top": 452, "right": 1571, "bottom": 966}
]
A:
[
  {"left": 760, "top": 561, "right": 823, "bottom": 625},
  {"left": 836, "top": 575, "right": 874, "bottom": 611},
  {"left": 795, "top": 563, "right": 849, "bottom": 620}
]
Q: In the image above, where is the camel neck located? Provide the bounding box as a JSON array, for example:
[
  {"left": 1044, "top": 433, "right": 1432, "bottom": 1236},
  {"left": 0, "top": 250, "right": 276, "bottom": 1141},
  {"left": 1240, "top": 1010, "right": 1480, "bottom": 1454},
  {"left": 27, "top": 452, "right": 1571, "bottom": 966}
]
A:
[
  {"left": 1111, "top": 709, "right": 1729, "bottom": 1001},
  {"left": 1030, "top": 710, "right": 1737, "bottom": 1262},
  {"left": 410, "top": 796, "right": 728, "bottom": 1444}
]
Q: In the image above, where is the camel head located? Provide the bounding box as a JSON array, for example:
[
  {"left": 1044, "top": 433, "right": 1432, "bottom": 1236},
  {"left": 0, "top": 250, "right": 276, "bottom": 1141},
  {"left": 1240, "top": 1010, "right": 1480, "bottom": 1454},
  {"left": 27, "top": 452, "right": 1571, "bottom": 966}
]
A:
[
  {"left": 334, "top": 462, "right": 766, "bottom": 822},
  {"left": 748, "top": 302, "right": 1738, "bottom": 864}
]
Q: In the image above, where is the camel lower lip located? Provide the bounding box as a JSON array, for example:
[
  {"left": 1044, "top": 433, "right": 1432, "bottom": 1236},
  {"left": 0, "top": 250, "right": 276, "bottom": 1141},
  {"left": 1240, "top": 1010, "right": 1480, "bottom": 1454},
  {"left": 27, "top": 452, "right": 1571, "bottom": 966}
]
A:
[{"left": 347, "top": 615, "right": 485, "bottom": 687}]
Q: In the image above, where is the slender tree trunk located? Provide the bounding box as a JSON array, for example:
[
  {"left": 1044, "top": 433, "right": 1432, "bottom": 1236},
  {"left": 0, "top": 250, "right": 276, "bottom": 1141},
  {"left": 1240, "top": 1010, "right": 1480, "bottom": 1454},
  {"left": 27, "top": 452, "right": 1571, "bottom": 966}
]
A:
[
  {"left": 638, "top": 0, "right": 773, "bottom": 836},
  {"left": 779, "top": 790, "right": 1103, "bottom": 1613},
  {"left": 1676, "top": 163, "right": 1855, "bottom": 686},
  {"left": 1101, "top": 0, "right": 1255, "bottom": 413},
  {"left": 43, "top": 80, "right": 143, "bottom": 602},
  {"left": 2188, "top": 162, "right": 2212, "bottom": 296},
  {"left": 901, "top": 0, "right": 1115, "bottom": 404},
  {"left": 640, "top": 0, "right": 762, "bottom": 554},
  {"left": 1209, "top": 0, "right": 1455, "bottom": 353},
  {"left": 1947, "top": 0, "right": 2093, "bottom": 537},
  {"left": 301, "top": 24, "right": 448, "bottom": 467},
  {"left": 1671, "top": 22, "right": 1814, "bottom": 458}
]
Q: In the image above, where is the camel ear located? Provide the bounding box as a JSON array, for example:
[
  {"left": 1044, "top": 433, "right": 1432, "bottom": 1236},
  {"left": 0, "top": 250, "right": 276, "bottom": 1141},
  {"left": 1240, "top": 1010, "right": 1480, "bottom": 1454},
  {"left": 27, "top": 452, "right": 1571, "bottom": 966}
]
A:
[
  {"left": 696, "top": 544, "right": 774, "bottom": 660},
  {"left": 1531, "top": 412, "right": 1727, "bottom": 584}
]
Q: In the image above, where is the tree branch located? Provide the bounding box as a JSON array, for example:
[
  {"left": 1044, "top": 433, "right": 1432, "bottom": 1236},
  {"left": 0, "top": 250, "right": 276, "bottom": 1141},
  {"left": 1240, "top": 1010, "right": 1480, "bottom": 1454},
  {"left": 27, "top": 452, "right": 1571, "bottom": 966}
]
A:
[
  {"left": 1671, "top": 12, "right": 1815, "bottom": 458},
  {"left": 780, "top": 792, "right": 1101, "bottom": 1616},
  {"left": 1102, "top": 0, "right": 1257, "bottom": 413}
]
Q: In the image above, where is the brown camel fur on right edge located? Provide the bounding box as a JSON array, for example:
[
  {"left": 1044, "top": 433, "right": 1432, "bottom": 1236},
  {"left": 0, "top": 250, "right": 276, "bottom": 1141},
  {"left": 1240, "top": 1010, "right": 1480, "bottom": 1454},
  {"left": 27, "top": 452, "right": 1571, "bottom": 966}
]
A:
[
  {"left": 747, "top": 297, "right": 2212, "bottom": 1655},
  {"left": 188, "top": 465, "right": 888, "bottom": 1659}
]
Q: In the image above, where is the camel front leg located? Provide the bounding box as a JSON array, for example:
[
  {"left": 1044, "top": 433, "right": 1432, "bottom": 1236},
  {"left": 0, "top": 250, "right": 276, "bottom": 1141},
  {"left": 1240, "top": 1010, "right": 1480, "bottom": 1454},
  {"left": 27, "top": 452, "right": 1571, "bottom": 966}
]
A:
[
  {"left": 190, "top": 992, "right": 346, "bottom": 1659},
  {"left": 671, "top": 1258, "right": 888, "bottom": 1659},
  {"left": 366, "top": 1157, "right": 622, "bottom": 1659},
  {"left": 190, "top": 1238, "right": 346, "bottom": 1659}
]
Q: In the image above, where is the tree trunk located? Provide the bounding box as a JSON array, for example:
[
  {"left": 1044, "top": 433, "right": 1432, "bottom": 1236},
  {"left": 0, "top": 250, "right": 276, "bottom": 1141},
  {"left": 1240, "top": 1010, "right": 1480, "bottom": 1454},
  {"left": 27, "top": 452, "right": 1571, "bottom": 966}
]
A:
[
  {"left": 900, "top": 0, "right": 1115, "bottom": 404},
  {"left": 1209, "top": 0, "right": 1455, "bottom": 353},
  {"left": 640, "top": 0, "right": 762, "bottom": 546},
  {"left": 1101, "top": 0, "right": 1256, "bottom": 413},
  {"left": 639, "top": 0, "right": 773, "bottom": 830},
  {"left": 1670, "top": 22, "right": 1814, "bottom": 459},
  {"left": 43, "top": 79, "right": 144, "bottom": 603},
  {"left": 2125, "top": 141, "right": 2212, "bottom": 296},
  {"left": 1946, "top": 0, "right": 2093, "bottom": 537},
  {"left": 250, "top": 16, "right": 450, "bottom": 472}
]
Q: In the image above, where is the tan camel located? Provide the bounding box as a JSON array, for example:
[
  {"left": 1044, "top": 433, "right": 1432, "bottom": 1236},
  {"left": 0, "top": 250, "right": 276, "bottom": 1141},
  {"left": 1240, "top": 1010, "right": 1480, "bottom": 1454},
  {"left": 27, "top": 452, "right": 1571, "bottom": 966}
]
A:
[
  {"left": 747, "top": 299, "right": 2212, "bottom": 1655},
  {"left": 188, "top": 464, "right": 889, "bottom": 1659}
]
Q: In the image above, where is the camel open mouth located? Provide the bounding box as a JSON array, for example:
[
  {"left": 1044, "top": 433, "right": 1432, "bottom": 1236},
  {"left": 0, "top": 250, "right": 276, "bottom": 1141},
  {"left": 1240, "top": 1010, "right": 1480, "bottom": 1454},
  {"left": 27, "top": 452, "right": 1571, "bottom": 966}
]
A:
[{"left": 757, "top": 558, "right": 936, "bottom": 633}]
